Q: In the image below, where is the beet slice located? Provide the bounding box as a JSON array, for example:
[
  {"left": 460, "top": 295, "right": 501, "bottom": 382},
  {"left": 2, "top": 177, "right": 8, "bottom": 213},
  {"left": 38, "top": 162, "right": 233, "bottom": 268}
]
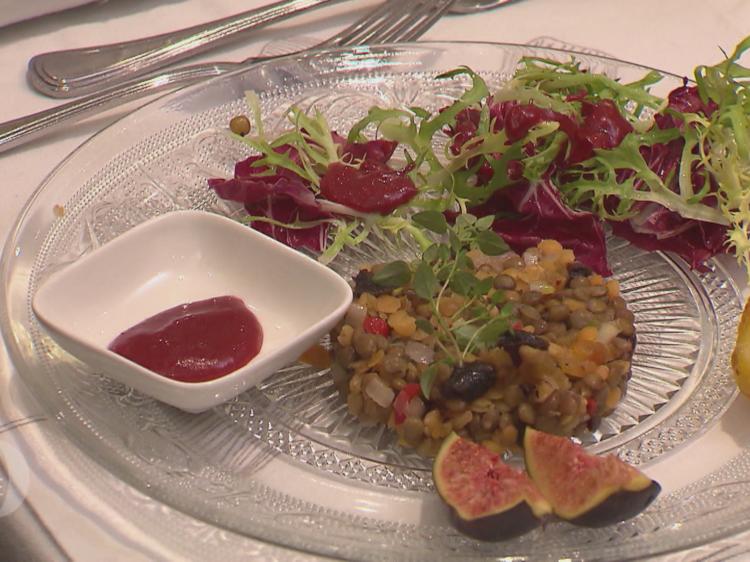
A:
[{"left": 319, "top": 161, "right": 417, "bottom": 214}]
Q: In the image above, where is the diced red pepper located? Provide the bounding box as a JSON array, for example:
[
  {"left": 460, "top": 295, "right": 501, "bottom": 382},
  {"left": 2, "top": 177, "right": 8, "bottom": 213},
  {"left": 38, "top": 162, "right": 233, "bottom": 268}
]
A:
[
  {"left": 363, "top": 316, "right": 389, "bottom": 337},
  {"left": 586, "top": 397, "right": 598, "bottom": 417},
  {"left": 512, "top": 320, "right": 524, "bottom": 331},
  {"left": 393, "top": 383, "right": 421, "bottom": 425}
]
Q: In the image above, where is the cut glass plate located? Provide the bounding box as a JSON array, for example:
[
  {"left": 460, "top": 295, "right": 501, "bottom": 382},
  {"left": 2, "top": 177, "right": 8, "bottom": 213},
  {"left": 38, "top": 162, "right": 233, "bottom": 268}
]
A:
[{"left": 1, "top": 42, "right": 747, "bottom": 560}]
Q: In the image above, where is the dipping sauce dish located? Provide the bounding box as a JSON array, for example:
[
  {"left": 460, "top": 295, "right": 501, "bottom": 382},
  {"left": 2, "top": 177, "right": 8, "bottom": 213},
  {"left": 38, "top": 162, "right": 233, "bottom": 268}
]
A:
[{"left": 32, "top": 210, "right": 353, "bottom": 412}]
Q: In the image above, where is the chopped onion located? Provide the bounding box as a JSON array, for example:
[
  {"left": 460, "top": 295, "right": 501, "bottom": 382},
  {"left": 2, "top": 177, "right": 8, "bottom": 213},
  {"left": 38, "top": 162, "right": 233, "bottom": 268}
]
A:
[
  {"left": 523, "top": 248, "right": 540, "bottom": 265},
  {"left": 365, "top": 376, "right": 395, "bottom": 408},
  {"left": 529, "top": 280, "right": 554, "bottom": 294},
  {"left": 597, "top": 321, "right": 620, "bottom": 344},
  {"left": 345, "top": 303, "right": 367, "bottom": 327},
  {"left": 405, "top": 396, "right": 426, "bottom": 419},
  {"left": 405, "top": 341, "right": 434, "bottom": 364},
  {"left": 330, "top": 362, "right": 348, "bottom": 387},
  {"left": 467, "top": 249, "right": 515, "bottom": 272}
]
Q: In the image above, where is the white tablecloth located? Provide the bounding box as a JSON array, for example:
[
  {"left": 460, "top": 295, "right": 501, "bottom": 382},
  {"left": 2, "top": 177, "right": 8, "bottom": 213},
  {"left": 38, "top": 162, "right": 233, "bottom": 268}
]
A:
[{"left": 2, "top": 0, "right": 750, "bottom": 559}]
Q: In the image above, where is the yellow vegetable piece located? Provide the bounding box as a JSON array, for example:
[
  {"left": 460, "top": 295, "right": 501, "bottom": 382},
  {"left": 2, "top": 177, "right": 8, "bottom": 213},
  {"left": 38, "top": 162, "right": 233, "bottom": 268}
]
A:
[{"left": 732, "top": 298, "right": 750, "bottom": 397}]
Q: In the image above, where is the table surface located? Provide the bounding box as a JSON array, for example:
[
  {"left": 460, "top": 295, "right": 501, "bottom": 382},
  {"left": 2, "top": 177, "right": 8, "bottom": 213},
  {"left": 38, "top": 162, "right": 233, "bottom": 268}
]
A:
[{"left": 2, "top": 0, "right": 750, "bottom": 559}]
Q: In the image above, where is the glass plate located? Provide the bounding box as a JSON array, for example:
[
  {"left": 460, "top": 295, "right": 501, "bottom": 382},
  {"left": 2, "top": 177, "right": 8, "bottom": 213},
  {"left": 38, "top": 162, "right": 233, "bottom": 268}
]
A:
[{"left": 1, "top": 42, "right": 747, "bottom": 560}]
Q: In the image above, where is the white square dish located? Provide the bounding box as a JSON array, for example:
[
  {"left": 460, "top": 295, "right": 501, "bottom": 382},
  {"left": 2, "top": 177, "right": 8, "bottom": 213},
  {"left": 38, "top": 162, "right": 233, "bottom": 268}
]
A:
[{"left": 32, "top": 210, "right": 353, "bottom": 412}]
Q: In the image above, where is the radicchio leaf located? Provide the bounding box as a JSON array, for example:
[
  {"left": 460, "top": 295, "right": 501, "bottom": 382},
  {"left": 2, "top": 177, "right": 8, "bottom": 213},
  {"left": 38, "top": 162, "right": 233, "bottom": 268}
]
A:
[
  {"left": 605, "top": 85, "right": 727, "bottom": 269},
  {"left": 337, "top": 135, "right": 398, "bottom": 164},
  {"left": 610, "top": 218, "right": 726, "bottom": 271},
  {"left": 477, "top": 177, "right": 611, "bottom": 275},
  {"left": 320, "top": 161, "right": 417, "bottom": 214},
  {"left": 209, "top": 149, "right": 330, "bottom": 251}
]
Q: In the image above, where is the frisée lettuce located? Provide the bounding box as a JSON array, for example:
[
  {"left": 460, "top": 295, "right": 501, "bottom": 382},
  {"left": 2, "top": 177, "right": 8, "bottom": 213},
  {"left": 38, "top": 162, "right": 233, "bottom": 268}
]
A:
[{"left": 209, "top": 37, "right": 750, "bottom": 279}]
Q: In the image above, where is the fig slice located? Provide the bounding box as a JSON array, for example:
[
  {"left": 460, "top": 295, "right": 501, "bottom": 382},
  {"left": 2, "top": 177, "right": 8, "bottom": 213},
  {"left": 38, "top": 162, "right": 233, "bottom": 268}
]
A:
[
  {"left": 433, "top": 433, "right": 552, "bottom": 541},
  {"left": 523, "top": 428, "right": 660, "bottom": 527}
]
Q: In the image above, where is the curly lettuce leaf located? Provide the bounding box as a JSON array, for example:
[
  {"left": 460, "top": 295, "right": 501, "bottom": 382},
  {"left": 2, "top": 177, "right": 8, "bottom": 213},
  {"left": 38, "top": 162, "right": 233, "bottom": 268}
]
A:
[{"left": 693, "top": 37, "right": 750, "bottom": 272}]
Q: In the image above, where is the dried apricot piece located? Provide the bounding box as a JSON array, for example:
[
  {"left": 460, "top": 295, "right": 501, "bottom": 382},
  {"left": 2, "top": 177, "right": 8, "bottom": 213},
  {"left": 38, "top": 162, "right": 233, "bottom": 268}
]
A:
[{"left": 298, "top": 344, "right": 332, "bottom": 369}]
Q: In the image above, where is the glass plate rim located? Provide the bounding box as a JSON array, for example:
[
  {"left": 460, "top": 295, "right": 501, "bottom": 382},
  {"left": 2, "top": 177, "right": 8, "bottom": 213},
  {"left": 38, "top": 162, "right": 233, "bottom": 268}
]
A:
[{"left": 1, "top": 40, "right": 746, "bottom": 560}]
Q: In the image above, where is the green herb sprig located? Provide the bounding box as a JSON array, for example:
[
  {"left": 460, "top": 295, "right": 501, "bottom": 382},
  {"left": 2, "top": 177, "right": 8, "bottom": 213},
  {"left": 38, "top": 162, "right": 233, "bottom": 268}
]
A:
[{"left": 373, "top": 214, "right": 516, "bottom": 398}]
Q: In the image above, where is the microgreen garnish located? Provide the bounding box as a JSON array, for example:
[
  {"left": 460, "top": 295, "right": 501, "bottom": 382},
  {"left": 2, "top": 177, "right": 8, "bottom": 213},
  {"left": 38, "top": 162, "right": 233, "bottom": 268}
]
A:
[
  {"left": 371, "top": 260, "right": 412, "bottom": 288},
  {"left": 365, "top": 214, "right": 514, "bottom": 366},
  {"left": 409, "top": 215, "right": 513, "bottom": 362},
  {"left": 412, "top": 210, "right": 449, "bottom": 234},
  {"left": 419, "top": 363, "right": 440, "bottom": 400}
]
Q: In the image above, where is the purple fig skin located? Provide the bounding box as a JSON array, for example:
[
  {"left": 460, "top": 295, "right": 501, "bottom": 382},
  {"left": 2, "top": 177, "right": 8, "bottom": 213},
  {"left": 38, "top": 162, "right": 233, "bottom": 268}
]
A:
[
  {"left": 434, "top": 433, "right": 552, "bottom": 542},
  {"left": 568, "top": 480, "right": 661, "bottom": 527},
  {"left": 449, "top": 501, "right": 542, "bottom": 541}
]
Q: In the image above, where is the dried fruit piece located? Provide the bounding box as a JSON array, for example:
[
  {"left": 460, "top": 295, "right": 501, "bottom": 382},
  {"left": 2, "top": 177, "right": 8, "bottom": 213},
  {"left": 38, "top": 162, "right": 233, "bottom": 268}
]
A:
[
  {"left": 442, "top": 362, "right": 496, "bottom": 402},
  {"left": 298, "top": 344, "right": 331, "bottom": 369},
  {"left": 433, "top": 433, "right": 551, "bottom": 541},
  {"left": 523, "top": 428, "right": 660, "bottom": 527}
]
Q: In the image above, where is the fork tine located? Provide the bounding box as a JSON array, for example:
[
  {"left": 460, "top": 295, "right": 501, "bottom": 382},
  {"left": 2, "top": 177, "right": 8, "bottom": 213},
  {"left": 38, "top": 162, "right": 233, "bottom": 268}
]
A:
[
  {"left": 0, "top": 0, "right": 458, "bottom": 153},
  {"left": 327, "top": 0, "right": 414, "bottom": 47},
  {"left": 385, "top": 0, "right": 457, "bottom": 42},
  {"left": 330, "top": 0, "right": 454, "bottom": 48},
  {"left": 366, "top": 0, "right": 456, "bottom": 44},
  {"left": 356, "top": 8, "right": 424, "bottom": 45}
]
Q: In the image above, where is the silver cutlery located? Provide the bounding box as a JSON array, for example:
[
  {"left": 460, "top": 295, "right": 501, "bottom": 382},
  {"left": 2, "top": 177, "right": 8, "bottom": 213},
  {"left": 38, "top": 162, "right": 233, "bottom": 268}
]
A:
[
  {"left": 0, "top": 0, "right": 457, "bottom": 155},
  {"left": 28, "top": 0, "right": 352, "bottom": 99},
  {"left": 0, "top": 416, "right": 47, "bottom": 434},
  {"left": 28, "top": 0, "right": 520, "bottom": 99},
  {"left": 450, "top": 0, "right": 520, "bottom": 13}
]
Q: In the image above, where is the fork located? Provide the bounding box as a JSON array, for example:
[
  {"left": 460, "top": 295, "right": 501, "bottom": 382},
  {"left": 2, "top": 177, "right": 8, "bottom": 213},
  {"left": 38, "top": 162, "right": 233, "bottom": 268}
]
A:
[
  {"left": 28, "top": 0, "right": 520, "bottom": 99},
  {"left": 0, "top": 0, "right": 456, "bottom": 155},
  {"left": 29, "top": 0, "right": 352, "bottom": 99}
]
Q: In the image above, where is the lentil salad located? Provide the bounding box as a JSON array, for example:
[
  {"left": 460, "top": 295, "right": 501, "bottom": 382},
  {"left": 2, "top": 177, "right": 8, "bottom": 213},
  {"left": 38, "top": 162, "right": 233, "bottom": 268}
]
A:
[{"left": 331, "top": 239, "right": 635, "bottom": 457}]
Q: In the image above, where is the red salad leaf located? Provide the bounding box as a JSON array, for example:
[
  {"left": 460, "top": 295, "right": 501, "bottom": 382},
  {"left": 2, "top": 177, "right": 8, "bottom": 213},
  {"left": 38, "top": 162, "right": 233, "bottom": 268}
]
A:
[
  {"left": 446, "top": 107, "right": 481, "bottom": 154},
  {"left": 666, "top": 84, "right": 718, "bottom": 116},
  {"left": 610, "top": 217, "right": 726, "bottom": 271},
  {"left": 339, "top": 137, "right": 398, "bottom": 164},
  {"left": 209, "top": 150, "right": 330, "bottom": 252},
  {"left": 478, "top": 177, "right": 611, "bottom": 275},
  {"left": 320, "top": 161, "right": 418, "bottom": 214},
  {"left": 579, "top": 99, "right": 633, "bottom": 151},
  {"left": 604, "top": 85, "right": 727, "bottom": 270},
  {"left": 446, "top": 100, "right": 613, "bottom": 274}
]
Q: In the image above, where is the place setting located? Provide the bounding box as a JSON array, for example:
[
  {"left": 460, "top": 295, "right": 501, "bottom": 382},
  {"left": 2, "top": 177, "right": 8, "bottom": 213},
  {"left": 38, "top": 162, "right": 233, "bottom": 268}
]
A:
[{"left": 2, "top": 0, "right": 750, "bottom": 559}]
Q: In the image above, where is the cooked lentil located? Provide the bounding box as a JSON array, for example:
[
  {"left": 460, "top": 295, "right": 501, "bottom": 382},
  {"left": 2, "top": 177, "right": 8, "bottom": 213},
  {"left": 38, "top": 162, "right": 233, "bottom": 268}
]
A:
[{"left": 330, "top": 240, "right": 635, "bottom": 457}]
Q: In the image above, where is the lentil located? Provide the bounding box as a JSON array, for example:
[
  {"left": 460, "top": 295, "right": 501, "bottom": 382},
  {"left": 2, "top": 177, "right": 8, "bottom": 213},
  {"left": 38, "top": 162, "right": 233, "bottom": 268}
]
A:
[
  {"left": 331, "top": 240, "right": 636, "bottom": 456},
  {"left": 229, "top": 115, "right": 251, "bottom": 136}
]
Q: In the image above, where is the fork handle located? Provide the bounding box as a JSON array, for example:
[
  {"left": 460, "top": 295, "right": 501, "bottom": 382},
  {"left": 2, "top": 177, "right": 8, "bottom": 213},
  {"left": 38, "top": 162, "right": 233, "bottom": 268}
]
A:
[
  {"left": 2, "top": 61, "right": 240, "bottom": 155},
  {"left": 27, "top": 0, "right": 345, "bottom": 99}
]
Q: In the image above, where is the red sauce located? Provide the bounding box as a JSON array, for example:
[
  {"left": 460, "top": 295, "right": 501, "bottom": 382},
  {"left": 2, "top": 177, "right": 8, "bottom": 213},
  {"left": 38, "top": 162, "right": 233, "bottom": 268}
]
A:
[{"left": 108, "top": 296, "right": 263, "bottom": 383}]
